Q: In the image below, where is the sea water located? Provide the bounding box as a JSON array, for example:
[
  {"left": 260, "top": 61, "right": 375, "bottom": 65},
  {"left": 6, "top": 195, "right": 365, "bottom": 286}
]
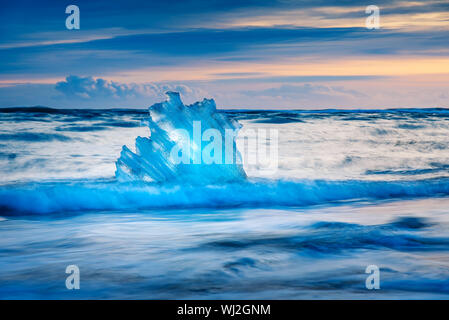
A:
[{"left": 0, "top": 101, "right": 449, "bottom": 299}]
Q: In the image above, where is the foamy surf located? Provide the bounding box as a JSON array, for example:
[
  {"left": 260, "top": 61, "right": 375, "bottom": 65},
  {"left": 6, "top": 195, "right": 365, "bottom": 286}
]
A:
[{"left": 1, "top": 177, "right": 449, "bottom": 215}]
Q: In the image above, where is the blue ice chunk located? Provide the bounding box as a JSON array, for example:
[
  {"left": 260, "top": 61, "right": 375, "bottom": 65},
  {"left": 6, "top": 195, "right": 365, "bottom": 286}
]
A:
[{"left": 115, "top": 92, "right": 247, "bottom": 184}]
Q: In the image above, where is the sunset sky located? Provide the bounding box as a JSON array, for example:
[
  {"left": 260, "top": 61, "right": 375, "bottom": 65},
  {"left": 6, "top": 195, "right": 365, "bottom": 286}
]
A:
[{"left": 0, "top": 0, "right": 448, "bottom": 109}]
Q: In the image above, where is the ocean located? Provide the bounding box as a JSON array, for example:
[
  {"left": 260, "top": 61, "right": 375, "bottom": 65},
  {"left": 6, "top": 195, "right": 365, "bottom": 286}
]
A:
[{"left": 1, "top": 105, "right": 449, "bottom": 299}]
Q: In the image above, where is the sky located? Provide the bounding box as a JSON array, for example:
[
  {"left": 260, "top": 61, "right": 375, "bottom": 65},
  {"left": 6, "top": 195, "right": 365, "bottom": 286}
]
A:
[{"left": 0, "top": 0, "right": 448, "bottom": 109}]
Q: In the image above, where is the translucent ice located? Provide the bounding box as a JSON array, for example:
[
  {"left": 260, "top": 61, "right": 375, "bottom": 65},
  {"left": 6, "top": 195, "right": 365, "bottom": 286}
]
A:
[{"left": 115, "top": 92, "right": 247, "bottom": 184}]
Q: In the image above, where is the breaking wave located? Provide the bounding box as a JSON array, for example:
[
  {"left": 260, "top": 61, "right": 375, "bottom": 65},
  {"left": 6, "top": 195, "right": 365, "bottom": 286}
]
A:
[{"left": 1, "top": 177, "right": 449, "bottom": 215}]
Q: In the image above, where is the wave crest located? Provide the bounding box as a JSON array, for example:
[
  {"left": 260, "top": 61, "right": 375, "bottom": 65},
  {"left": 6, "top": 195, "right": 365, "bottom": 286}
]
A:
[{"left": 1, "top": 178, "right": 449, "bottom": 215}]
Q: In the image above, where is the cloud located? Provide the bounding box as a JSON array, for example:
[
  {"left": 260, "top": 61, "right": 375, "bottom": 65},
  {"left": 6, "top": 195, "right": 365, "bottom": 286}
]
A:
[
  {"left": 2, "top": 26, "right": 448, "bottom": 81},
  {"left": 55, "top": 75, "right": 206, "bottom": 102},
  {"left": 241, "top": 83, "right": 365, "bottom": 99},
  {"left": 1, "top": 0, "right": 448, "bottom": 83},
  {"left": 1, "top": 75, "right": 448, "bottom": 109}
]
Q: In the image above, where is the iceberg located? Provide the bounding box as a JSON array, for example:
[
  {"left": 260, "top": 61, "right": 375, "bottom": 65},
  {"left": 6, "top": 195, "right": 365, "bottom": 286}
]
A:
[{"left": 115, "top": 92, "right": 247, "bottom": 184}]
